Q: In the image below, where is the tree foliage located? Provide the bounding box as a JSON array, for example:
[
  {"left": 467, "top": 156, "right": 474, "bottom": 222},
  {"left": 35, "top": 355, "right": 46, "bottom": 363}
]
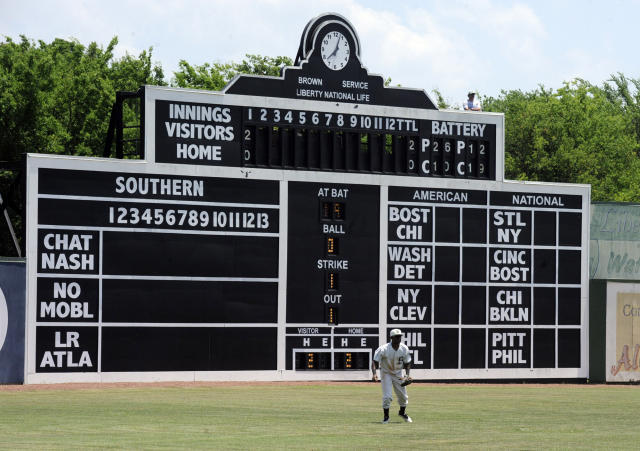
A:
[
  {"left": 172, "top": 54, "right": 292, "bottom": 91},
  {"left": 0, "top": 35, "right": 165, "bottom": 255},
  {"left": 3, "top": 34, "right": 640, "bottom": 255},
  {"left": 483, "top": 79, "right": 640, "bottom": 201},
  {"left": 0, "top": 35, "right": 164, "bottom": 161}
]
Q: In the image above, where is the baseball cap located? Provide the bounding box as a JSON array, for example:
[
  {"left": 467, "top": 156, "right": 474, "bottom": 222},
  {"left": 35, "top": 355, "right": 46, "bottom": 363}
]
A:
[{"left": 390, "top": 329, "right": 403, "bottom": 337}]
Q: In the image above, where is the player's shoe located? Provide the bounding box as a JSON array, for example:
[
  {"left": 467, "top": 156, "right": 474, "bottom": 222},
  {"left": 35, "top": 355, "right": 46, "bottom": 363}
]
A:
[
  {"left": 399, "top": 413, "right": 412, "bottom": 423},
  {"left": 382, "top": 417, "right": 389, "bottom": 424}
]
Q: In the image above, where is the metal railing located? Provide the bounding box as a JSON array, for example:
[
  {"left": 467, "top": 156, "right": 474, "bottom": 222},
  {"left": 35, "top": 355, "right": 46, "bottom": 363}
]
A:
[{"left": 103, "top": 88, "right": 145, "bottom": 159}]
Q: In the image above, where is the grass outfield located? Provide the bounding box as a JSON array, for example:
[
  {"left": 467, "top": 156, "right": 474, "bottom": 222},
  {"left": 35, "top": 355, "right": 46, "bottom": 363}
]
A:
[{"left": 1, "top": 382, "right": 639, "bottom": 449}]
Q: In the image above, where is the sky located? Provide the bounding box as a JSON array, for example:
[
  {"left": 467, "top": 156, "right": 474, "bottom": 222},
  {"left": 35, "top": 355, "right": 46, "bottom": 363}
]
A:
[{"left": 1, "top": 0, "right": 639, "bottom": 108}]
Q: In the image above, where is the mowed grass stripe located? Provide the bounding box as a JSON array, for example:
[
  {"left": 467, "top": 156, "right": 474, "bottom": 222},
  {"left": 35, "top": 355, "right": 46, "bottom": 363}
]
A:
[{"left": 0, "top": 383, "right": 638, "bottom": 449}]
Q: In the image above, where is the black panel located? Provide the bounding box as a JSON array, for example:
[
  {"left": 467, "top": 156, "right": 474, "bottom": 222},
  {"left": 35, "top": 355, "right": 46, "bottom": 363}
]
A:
[
  {"left": 434, "top": 285, "right": 459, "bottom": 324},
  {"left": 102, "top": 280, "right": 278, "bottom": 323},
  {"left": 462, "top": 208, "right": 487, "bottom": 243},
  {"left": 387, "top": 205, "right": 432, "bottom": 242},
  {"left": 462, "top": 247, "right": 486, "bottom": 282},
  {"left": 435, "top": 207, "right": 460, "bottom": 243},
  {"left": 396, "top": 328, "right": 430, "bottom": 369},
  {"left": 287, "top": 182, "right": 379, "bottom": 324},
  {"left": 489, "top": 248, "right": 531, "bottom": 284},
  {"left": 101, "top": 327, "right": 277, "bottom": 371},
  {"left": 558, "top": 329, "right": 580, "bottom": 368},
  {"left": 36, "top": 278, "right": 99, "bottom": 322},
  {"left": 558, "top": 288, "right": 581, "bottom": 325},
  {"left": 534, "top": 211, "right": 556, "bottom": 245},
  {"left": 490, "top": 191, "right": 582, "bottom": 209},
  {"left": 435, "top": 246, "right": 460, "bottom": 281},
  {"left": 489, "top": 286, "right": 531, "bottom": 325},
  {"left": 387, "top": 284, "right": 431, "bottom": 324},
  {"left": 39, "top": 198, "right": 279, "bottom": 233},
  {"left": 488, "top": 328, "right": 530, "bottom": 368},
  {"left": 461, "top": 286, "right": 486, "bottom": 325},
  {"left": 489, "top": 209, "right": 531, "bottom": 245},
  {"left": 387, "top": 245, "right": 432, "bottom": 281},
  {"left": 389, "top": 186, "right": 487, "bottom": 205},
  {"left": 433, "top": 328, "right": 458, "bottom": 369},
  {"left": 102, "top": 232, "right": 278, "bottom": 278},
  {"left": 558, "top": 251, "right": 581, "bottom": 284},
  {"left": 154, "top": 101, "right": 241, "bottom": 166},
  {"left": 37, "top": 229, "right": 99, "bottom": 275},
  {"left": 558, "top": 213, "right": 582, "bottom": 246},
  {"left": 38, "top": 168, "right": 279, "bottom": 204},
  {"left": 461, "top": 329, "right": 485, "bottom": 368},
  {"left": 36, "top": 326, "right": 98, "bottom": 373},
  {"left": 533, "top": 329, "right": 555, "bottom": 368},
  {"left": 534, "top": 288, "right": 556, "bottom": 325},
  {"left": 534, "top": 249, "right": 556, "bottom": 284}
]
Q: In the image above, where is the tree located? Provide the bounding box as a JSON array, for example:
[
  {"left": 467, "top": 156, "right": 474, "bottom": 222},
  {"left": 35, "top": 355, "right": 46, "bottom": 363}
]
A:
[
  {"left": 483, "top": 80, "right": 640, "bottom": 201},
  {"left": 172, "top": 54, "right": 292, "bottom": 91},
  {"left": 0, "top": 35, "right": 165, "bottom": 255}
]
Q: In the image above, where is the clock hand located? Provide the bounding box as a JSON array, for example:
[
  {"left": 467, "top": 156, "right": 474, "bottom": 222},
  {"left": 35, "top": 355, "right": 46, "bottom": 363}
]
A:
[{"left": 329, "top": 39, "right": 340, "bottom": 59}]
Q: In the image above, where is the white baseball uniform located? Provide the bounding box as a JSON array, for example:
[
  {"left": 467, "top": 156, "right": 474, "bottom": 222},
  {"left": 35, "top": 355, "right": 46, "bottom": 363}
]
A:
[{"left": 373, "top": 342, "right": 412, "bottom": 409}]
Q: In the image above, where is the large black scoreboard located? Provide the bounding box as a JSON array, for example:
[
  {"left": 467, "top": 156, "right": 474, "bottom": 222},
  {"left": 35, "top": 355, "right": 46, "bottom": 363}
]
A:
[{"left": 24, "top": 13, "right": 589, "bottom": 383}]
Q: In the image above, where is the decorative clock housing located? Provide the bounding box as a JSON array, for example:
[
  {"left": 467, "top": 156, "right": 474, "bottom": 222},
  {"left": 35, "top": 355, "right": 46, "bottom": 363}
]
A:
[{"left": 320, "top": 31, "right": 350, "bottom": 70}]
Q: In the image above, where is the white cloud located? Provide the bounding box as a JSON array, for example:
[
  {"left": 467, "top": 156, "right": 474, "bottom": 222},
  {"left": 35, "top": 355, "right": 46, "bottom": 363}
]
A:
[{"left": 3, "top": 0, "right": 637, "bottom": 102}]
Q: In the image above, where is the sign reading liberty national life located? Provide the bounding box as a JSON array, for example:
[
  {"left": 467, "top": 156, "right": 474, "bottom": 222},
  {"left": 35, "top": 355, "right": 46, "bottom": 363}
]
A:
[{"left": 25, "top": 13, "right": 589, "bottom": 383}]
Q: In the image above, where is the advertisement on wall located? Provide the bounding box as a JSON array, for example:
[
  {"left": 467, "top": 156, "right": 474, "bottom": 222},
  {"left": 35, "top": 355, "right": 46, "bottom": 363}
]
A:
[
  {"left": 0, "top": 260, "right": 25, "bottom": 384},
  {"left": 606, "top": 282, "right": 640, "bottom": 381},
  {"left": 590, "top": 203, "right": 640, "bottom": 280}
]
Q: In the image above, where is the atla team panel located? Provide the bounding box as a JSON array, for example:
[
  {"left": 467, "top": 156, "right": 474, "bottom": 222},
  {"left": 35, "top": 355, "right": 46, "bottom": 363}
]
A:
[{"left": 24, "top": 13, "right": 590, "bottom": 383}]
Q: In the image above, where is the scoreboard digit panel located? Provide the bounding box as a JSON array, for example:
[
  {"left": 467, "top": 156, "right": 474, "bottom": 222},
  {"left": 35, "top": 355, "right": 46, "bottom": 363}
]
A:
[{"left": 149, "top": 89, "right": 501, "bottom": 181}]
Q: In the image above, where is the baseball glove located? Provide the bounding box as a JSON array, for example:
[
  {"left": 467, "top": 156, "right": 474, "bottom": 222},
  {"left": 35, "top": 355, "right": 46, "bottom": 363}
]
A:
[{"left": 400, "top": 376, "right": 413, "bottom": 387}]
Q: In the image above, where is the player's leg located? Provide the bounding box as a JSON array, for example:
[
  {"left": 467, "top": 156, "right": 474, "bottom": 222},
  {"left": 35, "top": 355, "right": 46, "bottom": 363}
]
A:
[
  {"left": 381, "top": 372, "right": 393, "bottom": 423},
  {"left": 392, "top": 374, "right": 412, "bottom": 423}
]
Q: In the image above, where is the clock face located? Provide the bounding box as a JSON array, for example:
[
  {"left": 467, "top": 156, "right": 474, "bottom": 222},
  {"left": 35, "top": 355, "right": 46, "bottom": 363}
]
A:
[{"left": 320, "top": 31, "right": 350, "bottom": 71}]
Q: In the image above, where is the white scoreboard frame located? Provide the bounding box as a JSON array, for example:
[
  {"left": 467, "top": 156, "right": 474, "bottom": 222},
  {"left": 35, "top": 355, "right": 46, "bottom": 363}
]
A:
[{"left": 24, "top": 86, "right": 590, "bottom": 383}]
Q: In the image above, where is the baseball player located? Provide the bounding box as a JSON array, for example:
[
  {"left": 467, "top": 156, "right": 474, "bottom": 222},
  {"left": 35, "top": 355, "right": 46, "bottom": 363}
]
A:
[{"left": 371, "top": 328, "right": 413, "bottom": 423}]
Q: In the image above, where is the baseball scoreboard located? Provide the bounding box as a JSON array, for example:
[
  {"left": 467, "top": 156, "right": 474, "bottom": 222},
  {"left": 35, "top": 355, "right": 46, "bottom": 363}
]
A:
[{"left": 24, "top": 13, "right": 590, "bottom": 383}]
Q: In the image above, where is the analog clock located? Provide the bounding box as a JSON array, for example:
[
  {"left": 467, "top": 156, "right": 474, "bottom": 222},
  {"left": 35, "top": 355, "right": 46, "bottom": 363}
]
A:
[{"left": 320, "top": 31, "right": 350, "bottom": 70}]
